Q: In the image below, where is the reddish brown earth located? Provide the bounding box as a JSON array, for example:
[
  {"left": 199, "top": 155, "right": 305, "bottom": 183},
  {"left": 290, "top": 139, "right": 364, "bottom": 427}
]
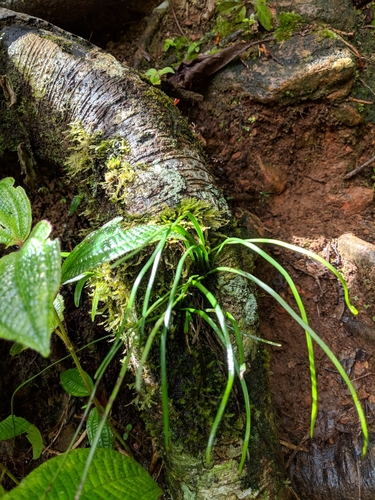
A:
[{"left": 186, "top": 94, "right": 375, "bottom": 493}]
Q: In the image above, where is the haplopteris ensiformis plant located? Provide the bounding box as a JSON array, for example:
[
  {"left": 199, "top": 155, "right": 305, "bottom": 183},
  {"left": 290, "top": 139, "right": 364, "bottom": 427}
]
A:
[
  {"left": 76, "top": 212, "right": 367, "bottom": 489},
  {"left": 40, "top": 212, "right": 366, "bottom": 498}
]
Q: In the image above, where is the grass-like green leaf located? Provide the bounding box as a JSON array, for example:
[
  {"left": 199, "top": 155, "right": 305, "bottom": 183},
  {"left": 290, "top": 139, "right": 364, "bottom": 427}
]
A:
[
  {"left": 0, "top": 221, "right": 61, "bottom": 356},
  {"left": 191, "top": 280, "right": 235, "bottom": 466},
  {"left": 0, "top": 177, "right": 32, "bottom": 247},
  {"left": 60, "top": 368, "right": 94, "bottom": 397},
  {"left": 247, "top": 238, "right": 358, "bottom": 315},
  {"left": 3, "top": 448, "right": 162, "bottom": 500},
  {"left": 214, "top": 237, "right": 318, "bottom": 436},
  {"left": 61, "top": 218, "right": 168, "bottom": 284},
  {"left": 87, "top": 408, "right": 113, "bottom": 449},
  {"left": 0, "top": 415, "right": 42, "bottom": 460},
  {"left": 215, "top": 265, "right": 369, "bottom": 456}
]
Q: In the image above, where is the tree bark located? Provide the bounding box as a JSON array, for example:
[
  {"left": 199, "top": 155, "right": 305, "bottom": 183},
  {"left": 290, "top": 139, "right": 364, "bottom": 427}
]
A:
[{"left": 0, "top": 8, "right": 289, "bottom": 499}]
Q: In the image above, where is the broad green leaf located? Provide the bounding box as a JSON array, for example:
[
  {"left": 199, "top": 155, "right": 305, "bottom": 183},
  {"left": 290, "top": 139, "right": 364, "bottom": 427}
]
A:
[
  {"left": 49, "top": 294, "right": 65, "bottom": 333},
  {"left": 0, "top": 177, "right": 32, "bottom": 246},
  {"left": 26, "top": 424, "right": 43, "bottom": 459},
  {"left": 0, "top": 415, "right": 31, "bottom": 439},
  {"left": 216, "top": 1, "right": 242, "bottom": 13},
  {"left": 3, "top": 448, "right": 162, "bottom": 499},
  {"left": 255, "top": 0, "right": 272, "bottom": 30},
  {"left": 60, "top": 368, "right": 94, "bottom": 397},
  {"left": 9, "top": 342, "right": 26, "bottom": 356},
  {"left": 0, "top": 221, "right": 61, "bottom": 356},
  {"left": 87, "top": 408, "right": 113, "bottom": 449},
  {"left": 61, "top": 218, "right": 168, "bottom": 284},
  {"left": 0, "top": 416, "right": 43, "bottom": 460}
]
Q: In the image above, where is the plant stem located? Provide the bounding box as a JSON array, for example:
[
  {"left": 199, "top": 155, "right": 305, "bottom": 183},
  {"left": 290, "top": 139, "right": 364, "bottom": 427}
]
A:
[
  {"left": 0, "top": 462, "right": 19, "bottom": 486},
  {"left": 53, "top": 310, "right": 96, "bottom": 401},
  {"left": 53, "top": 309, "right": 132, "bottom": 454}
]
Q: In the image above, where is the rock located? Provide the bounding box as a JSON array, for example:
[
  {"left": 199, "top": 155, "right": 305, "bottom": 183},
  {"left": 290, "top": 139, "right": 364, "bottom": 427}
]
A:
[
  {"left": 273, "top": 0, "right": 357, "bottom": 31},
  {"left": 340, "top": 187, "right": 374, "bottom": 214},
  {"left": 342, "top": 316, "right": 375, "bottom": 344},
  {"left": 212, "top": 34, "right": 356, "bottom": 104},
  {"left": 338, "top": 233, "right": 375, "bottom": 271},
  {"left": 332, "top": 104, "right": 363, "bottom": 126},
  {"left": 257, "top": 155, "right": 287, "bottom": 194}
]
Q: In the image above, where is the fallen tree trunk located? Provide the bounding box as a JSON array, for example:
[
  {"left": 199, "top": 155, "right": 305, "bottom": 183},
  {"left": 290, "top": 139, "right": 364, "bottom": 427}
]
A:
[
  {"left": 0, "top": 0, "right": 159, "bottom": 26},
  {"left": 0, "top": 8, "right": 289, "bottom": 499}
]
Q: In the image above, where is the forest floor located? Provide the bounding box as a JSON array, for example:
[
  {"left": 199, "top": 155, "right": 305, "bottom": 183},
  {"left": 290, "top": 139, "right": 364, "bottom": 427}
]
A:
[
  {"left": 106, "top": 9, "right": 375, "bottom": 494},
  {"left": 2, "top": 7, "right": 375, "bottom": 499}
]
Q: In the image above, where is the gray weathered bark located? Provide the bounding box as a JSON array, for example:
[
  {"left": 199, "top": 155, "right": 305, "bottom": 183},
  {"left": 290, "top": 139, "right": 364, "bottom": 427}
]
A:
[{"left": 0, "top": 8, "right": 289, "bottom": 499}]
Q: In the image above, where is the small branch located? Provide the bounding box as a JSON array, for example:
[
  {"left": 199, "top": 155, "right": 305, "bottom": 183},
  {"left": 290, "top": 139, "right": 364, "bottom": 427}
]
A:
[
  {"left": 359, "top": 78, "right": 375, "bottom": 98},
  {"left": 170, "top": 0, "right": 186, "bottom": 37},
  {"left": 285, "top": 434, "right": 310, "bottom": 470},
  {"left": 331, "top": 28, "right": 354, "bottom": 37},
  {"left": 0, "top": 462, "right": 19, "bottom": 486},
  {"left": 349, "top": 96, "right": 374, "bottom": 105},
  {"left": 333, "top": 32, "right": 364, "bottom": 67},
  {"left": 343, "top": 155, "right": 375, "bottom": 179}
]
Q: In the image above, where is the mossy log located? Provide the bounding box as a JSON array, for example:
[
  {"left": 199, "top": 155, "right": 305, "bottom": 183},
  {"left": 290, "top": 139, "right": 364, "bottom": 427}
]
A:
[{"left": 0, "top": 8, "right": 289, "bottom": 499}]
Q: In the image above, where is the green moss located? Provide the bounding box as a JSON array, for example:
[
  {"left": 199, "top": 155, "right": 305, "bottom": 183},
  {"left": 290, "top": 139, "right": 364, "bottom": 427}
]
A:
[
  {"left": 157, "top": 198, "right": 227, "bottom": 231},
  {"left": 40, "top": 33, "right": 74, "bottom": 53},
  {"left": 275, "top": 12, "right": 305, "bottom": 41},
  {"left": 64, "top": 121, "right": 137, "bottom": 211}
]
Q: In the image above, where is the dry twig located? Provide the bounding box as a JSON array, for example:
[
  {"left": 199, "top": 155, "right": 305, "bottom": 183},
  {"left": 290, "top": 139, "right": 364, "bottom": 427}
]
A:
[{"left": 343, "top": 154, "right": 375, "bottom": 179}]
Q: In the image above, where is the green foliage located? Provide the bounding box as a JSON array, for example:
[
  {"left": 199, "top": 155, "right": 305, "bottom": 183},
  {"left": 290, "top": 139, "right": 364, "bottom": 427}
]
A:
[
  {"left": 0, "top": 189, "right": 61, "bottom": 355},
  {"left": 0, "top": 178, "right": 31, "bottom": 247},
  {"left": 144, "top": 67, "right": 175, "bottom": 85},
  {"left": 60, "top": 368, "right": 94, "bottom": 396},
  {"left": 163, "top": 36, "right": 189, "bottom": 52},
  {"left": 3, "top": 449, "right": 162, "bottom": 500},
  {"left": 87, "top": 208, "right": 367, "bottom": 470},
  {"left": 216, "top": 0, "right": 272, "bottom": 33},
  {"left": 87, "top": 408, "right": 114, "bottom": 449},
  {"left": 163, "top": 36, "right": 203, "bottom": 61},
  {"left": 61, "top": 218, "right": 167, "bottom": 285},
  {"left": 0, "top": 415, "right": 42, "bottom": 460},
  {"left": 275, "top": 11, "right": 305, "bottom": 41},
  {"left": 254, "top": 0, "right": 272, "bottom": 30},
  {"left": 0, "top": 177, "right": 369, "bottom": 497}
]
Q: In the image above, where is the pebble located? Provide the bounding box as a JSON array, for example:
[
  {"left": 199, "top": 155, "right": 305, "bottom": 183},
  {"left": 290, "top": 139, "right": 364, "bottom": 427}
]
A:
[{"left": 338, "top": 233, "right": 375, "bottom": 269}]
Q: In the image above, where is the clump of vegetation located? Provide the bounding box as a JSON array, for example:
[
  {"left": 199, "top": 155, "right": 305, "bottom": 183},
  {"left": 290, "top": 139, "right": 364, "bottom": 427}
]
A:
[
  {"left": 0, "top": 176, "right": 368, "bottom": 497},
  {"left": 274, "top": 11, "right": 305, "bottom": 41}
]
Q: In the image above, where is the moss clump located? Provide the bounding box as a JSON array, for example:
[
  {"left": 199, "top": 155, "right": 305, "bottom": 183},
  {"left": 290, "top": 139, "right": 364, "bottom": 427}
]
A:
[
  {"left": 64, "top": 121, "right": 136, "bottom": 211},
  {"left": 275, "top": 12, "right": 305, "bottom": 41},
  {"left": 158, "top": 198, "right": 227, "bottom": 231}
]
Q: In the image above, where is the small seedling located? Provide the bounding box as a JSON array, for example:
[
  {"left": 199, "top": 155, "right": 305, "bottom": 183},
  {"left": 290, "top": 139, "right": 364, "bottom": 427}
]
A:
[
  {"left": 144, "top": 67, "right": 175, "bottom": 86},
  {"left": 260, "top": 190, "right": 271, "bottom": 203}
]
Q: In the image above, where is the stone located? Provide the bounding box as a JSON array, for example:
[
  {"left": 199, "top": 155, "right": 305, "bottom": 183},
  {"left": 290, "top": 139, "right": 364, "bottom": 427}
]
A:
[
  {"left": 257, "top": 155, "right": 287, "bottom": 194},
  {"left": 338, "top": 233, "right": 375, "bottom": 272},
  {"left": 273, "top": 0, "right": 357, "bottom": 31},
  {"left": 340, "top": 186, "right": 374, "bottom": 214},
  {"left": 212, "top": 34, "right": 356, "bottom": 104},
  {"left": 332, "top": 104, "right": 363, "bottom": 126}
]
